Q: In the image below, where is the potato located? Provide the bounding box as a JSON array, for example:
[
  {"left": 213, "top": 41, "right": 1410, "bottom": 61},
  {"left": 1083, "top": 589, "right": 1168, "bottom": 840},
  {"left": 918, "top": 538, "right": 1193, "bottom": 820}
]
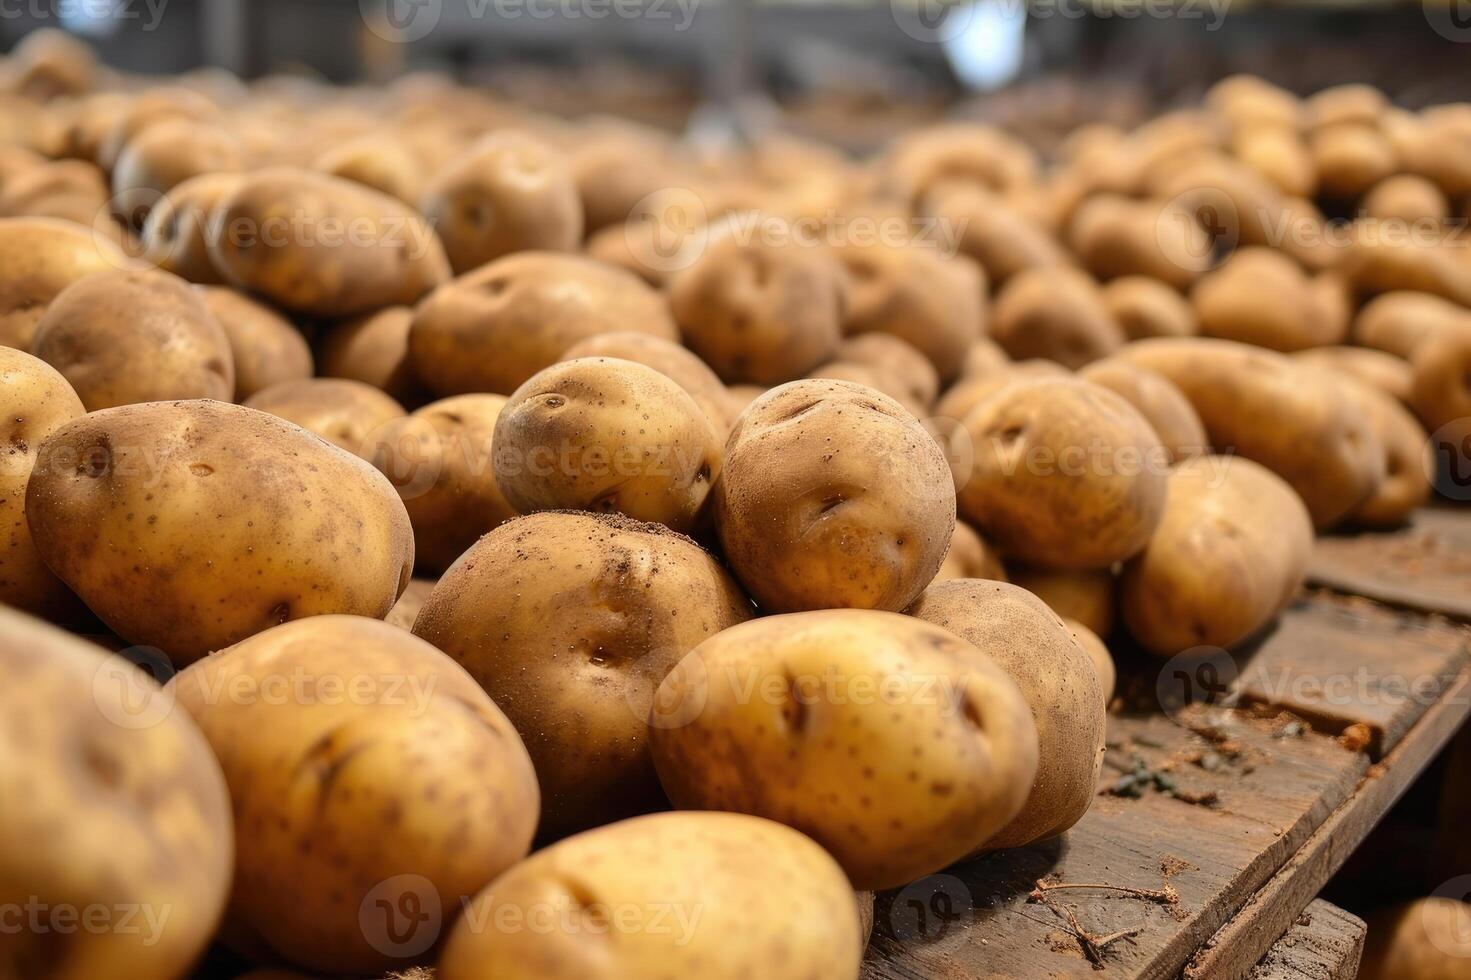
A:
[
  {"left": 1079, "top": 358, "right": 1205, "bottom": 462},
  {"left": 1066, "top": 618, "right": 1116, "bottom": 702},
  {"left": 414, "top": 511, "right": 750, "bottom": 837},
  {"left": 385, "top": 576, "right": 435, "bottom": 630},
  {"left": 421, "top": 130, "right": 582, "bottom": 273},
  {"left": 571, "top": 121, "right": 682, "bottom": 232},
  {"left": 1411, "top": 329, "right": 1471, "bottom": 481},
  {"left": 3, "top": 28, "right": 96, "bottom": 101},
  {"left": 1068, "top": 194, "right": 1211, "bottom": 290},
  {"left": 1363, "top": 173, "right": 1450, "bottom": 224},
  {"left": 877, "top": 123, "right": 1037, "bottom": 206},
  {"left": 0, "top": 216, "right": 137, "bottom": 349},
  {"left": 139, "top": 171, "right": 242, "bottom": 285},
  {"left": 95, "top": 88, "right": 219, "bottom": 172},
  {"left": 957, "top": 377, "right": 1167, "bottom": 570},
  {"left": 717, "top": 379, "right": 954, "bottom": 612},
  {"left": 110, "top": 118, "right": 242, "bottom": 226},
  {"left": 440, "top": 812, "right": 862, "bottom": 980},
  {"left": 1101, "top": 275, "right": 1198, "bottom": 340},
  {"left": 991, "top": 266, "right": 1125, "bottom": 369},
  {"left": 1230, "top": 124, "right": 1315, "bottom": 198},
  {"left": 934, "top": 520, "right": 1007, "bottom": 583},
  {"left": 1306, "top": 83, "right": 1385, "bottom": 129},
  {"left": 368, "top": 394, "right": 518, "bottom": 573},
  {"left": 1291, "top": 347, "right": 1411, "bottom": 406},
  {"left": 491, "top": 357, "right": 722, "bottom": 533},
  {"left": 0, "top": 160, "right": 110, "bottom": 233},
  {"left": 0, "top": 348, "right": 88, "bottom": 622},
  {"left": 245, "top": 378, "right": 405, "bottom": 455},
  {"left": 668, "top": 227, "right": 845, "bottom": 385},
  {"left": 210, "top": 168, "right": 450, "bottom": 316},
  {"left": 1209, "top": 75, "right": 1301, "bottom": 128},
  {"left": 561, "top": 330, "right": 735, "bottom": 433},
  {"left": 317, "top": 305, "right": 427, "bottom": 405},
  {"left": 909, "top": 580, "right": 1104, "bottom": 848},
  {"left": 31, "top": 268, "right": 234, "bottom": 411},
  {"left": 410, "top": 251, "right": 678, "bottom": 396},
  {"left": 171, "top": 616, "right": 538, "bottom": 975},
  {"left": 314, "top": 135, "right": 422, "bottom": 203},
  {"left": 961, "top": 336, "right": 1012, "bottom": 378},
  {"left": 1354, "top": 291, "right": 1471, "bottom": 359},
  {"left": 1310, "top": 122, "right": 1397, "bottom": 200},
  {"left": 922, "top": 183, "right": 1069, "bottom": 287},
  {"left": 808, "top": 361, "right": 927, "bottom": 419},
  {"left": 201, "top": 287, "right": 312, "bottom": 400},
  {"left": 833, "top": 239, "right": 983, "bottom": 382},
  {"left": 1342, "top": 220, "right": 1471, "bottom": 308},
  {"left": 0, "top": 608, "right": 232, "bottom": 980},
  {"left": 1330, "top": 373, "right": 1432, "bottom": 527},
  {"left": 1008, "top": 566, "right": 1117, "bottom": 638},
  {"left": 1117, "top": 337, "right": 1385, "bottom": 529},
  {"left": 27, "top": 400, "right": 414, "bottom": 662},
  {"left": 1122, "top": 455, "right": 1312, "bottom": 656},
  {"left": 1359, "top": 898, "right": 1471, "bottom": 980},
  {"left": 649, "top": 610, "right": 1037, "bottom": 889},
  {"left": 936, "top": 360, "right": 1067, "bottom": 423},
  {"left": 725, "top": 383, "right": 766, "bottom": 412},
  {"left": 1191, "top": 247, "right": 1349, "bottom": 351},
  {"left": 832, "top": 332, "right": 941, "bottom": 409}
]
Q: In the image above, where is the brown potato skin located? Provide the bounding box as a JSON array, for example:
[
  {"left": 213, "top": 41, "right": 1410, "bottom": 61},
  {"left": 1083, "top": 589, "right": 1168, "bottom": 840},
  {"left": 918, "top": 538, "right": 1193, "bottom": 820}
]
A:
[
  {"left": 1354, "top": 290, "right": 1471, "bottom": 359},
  {"left": 409, "top": 251, "right": 678, "bottom": 396},
  {"left": 1191, "top": 247, "right": 1349, "bottom": 351},
  {"left": 0, "top": 347, "right": 88, "bottom": 622},
  {"left": 31, "top": 268, "right": 235, "bottom": 411},
  {"left": 833, "top": 332, "right": 941, "bottom": 409},
  {"left": 0, "top": 216, "right": 138, "bottom": 349},
  {"left": 934, "top": 520, "right": 1007, "bottom": 584},
  {"left": 1008, "top": 565, "right": 1117, "bottom": 638},
  {"left": 1292, "top": 345, "right": 1413, "bottom": 403},
  {"left": 991, "top": 266, "right": 1125, "bottom": 369},
  {"left": 1122, "top": 455, "right": 1312, "bottom": 656},
  {"left": 1101, "top": 276, "right": 1198, "bottom": 340},
  {"left": 1116, "top": 337, "right": 1385, "bottom": 529},
  {"left": 1066, "top": 618, "right": 1116, "bottom": 703},
  {"left": 171, "top": 616, "right": 539, "bottom": 976},
  {"left": 1358, "top": 898, "right": 1471, "bottom": 980},
  {"left": 0, "top": 608, "right": 233, "bottom": 980},
  {"left": 110, "top": 117, "right": 242, "bottom": 225},
  {"left": 648, "top": 610, "right": 1038, "bottom": 890},
  {"left": 26, "top": 400, "right": 414, "bottom": 663},
  {"left": 561, "top": 330, "right": 735, "bottom": 434},
  {"left": 414, "top": 512, "right": 751, "bottom": 837},
  {"left": 201, "top": 287, "right": 312, "bottom": 400},
  {"left": 1079, "top": 358, "right": 1207, "bottom": 462},
  {"left": 421, "top": 130, "right": 583, "bottom": 273},
  {"left": 140, "top": 171, "right": 243, "bottom": 285},
  {"left": 909, "top": 580, "right": 1105, "bottom": 850},
  {"left": 316, "top": 305, "right": 427, "bottom": 406},
  {"left": 1068, "top": 194, "right": 1210, "bottom": 290},
  {"left": 1363, "top": 173, "right": 1449, "bottom": 224},
  {"left": 492, "top": 358, "right": 722, "bottom": 533},
  {"left": 957, "top": 378, "right": 1168, "bottom": 571},
  {"left": 924, "top": 183, "right": 1069, "bottom": 287},
  {"left": 1411, "top": 328, "right": 1471, "bottom": 487},
  {"left": 439, "top": 812, "right": 862, "bottom": 980},
  {"left": 717, "top": 379, "right": 955, "bottom": 613},
  {"left": 244, "top": 377, "right": 405, "bottom": 455}
]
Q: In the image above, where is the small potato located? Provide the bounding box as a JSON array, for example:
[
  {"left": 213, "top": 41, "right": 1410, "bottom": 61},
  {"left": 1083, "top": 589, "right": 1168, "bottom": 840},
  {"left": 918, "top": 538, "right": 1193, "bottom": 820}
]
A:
[
  {"left": 1122, "top": 455, "right": 1312, "bottom": 656},
  {"left": 650, "top": 610, "right": 1037, "bottom": 889},
  {"left": 410, "top": 251, "right": 678, "bottom": 396},
  {"left": 201, "top": 287, "right": 312, "bottom": 400},
  {"left": 0, "top": 215, "right": 138, "bottom": 349},
  {"left": 909, "top": 580, "right": 1105, "bottom": 849},
  {"left": 1117, "top": 337, "right": 1385, "bottom": 529},
  {"left": 957, "top": 378, "right": 1168, "bottom": 570},
  {"left": 1363, "top": 174, "right": 1450, "bottom": 224},
  {"left": 961, "top": 337, "right": 1012, "bottom": 378},
  {"left": 368, "top": 394, "right": 518, "bottom": 573},
  {"left": 1359, "top": 898, "right": 1471, "bottom": 980},
  {"left": 1008, "top": 566, "right": 1117, "bottom": 638},
  {"left": 0, "top": 347, "right": 88, "bottom": 622},
  {"left": 27, "top": 400, "right": 414, "bottom": 662},
  {"left": 210, "top": 168, "right": 450, "bottom": 316},
  {"left": 934, "top": 520, "right": 1007, "bottom": 583},
  {"left": 1342, "top": 220, "right": 1471, "bottom": 308},
  {"left": 1068, "top": 194, "right": 1211, "bottom": 290},
  {"left": 2, "top": 28, "right": 96, "bottom": 101},
  {"left": 1080, "top": 358, "right": 1207, "bottom": 462},
  {"left": 1191, "top": 247, "right": 1349, "bottom": 351},
  {"left": 877, "top": 123, "right": 1037, "bottom": 206},
  {"left": 492, "top": 357, "right": 722, "bottom": 533},
  {"left": 1354, "top": 291, "right": 1471, "bottom": 359},
  {"left": 414, "top": 511, "right": 751, "bottom": 837},
  {"left": 1101, "top": 275, "right": 1198, "bottom": 340},
  {"left": 1066, "top": 618, "right": 1116, "bottom": 703},
  {"left": 717, "top": 379, "right": 955, "bottom": 612},
  {"left": 421, "top": 130, "right": 583, "bottom": 273},
  {"left": 314, "top": 135, "right": 422, "bottom": 203},
  {"left": 570, "top": 121, "right": 683, "bottom": 232},
  {"left": 834, "top": 239, "right": 983, "bottom": 382},
  {"left": 244, "top": 378, "right": 405, "bottom": 455},
  {"left": 1231, "top": 124, "right": 1316, "bottom": 198},
  {"left": 0, "top": 160, "right": 111, "bottom": 236},
  {"left": 1332, "top": 373, "right": 1432, "bottom": 527},
  {"left": 808, "top": 361, "right": 926, "bottom": 418},
  {"left": 440, "top": 812, "right": 862, "bottom": 980},
  {"left": 31, "top": 268, "right": 234, "bottom": 411},
  {"left": 668, "top": 227, "right": 845, "bottom": 385},
  {"left": 110, "top": 118, "right": 242, "bottom": 226},
  {"left": 1306, "top": 83, "right": 1385, "bottom": 129},
  {"left": 0, "top": 608, "right": 232, "bottom": 980},
  {"left": 991, "top": 266, "right": 1125, "bottom": 369},
  {"left": 1293, "top": 345, "right": 1413, "bottom": 403},
  {"left": 1310, "top": 122, "right": 1397, "bottom": 200},
  {"left": 562, "top": 330, "right": 735, "bottom": 433},
  {"left": 834, "top": 332, "right": 940, "bottom": 408},
  {"left": 171, "top": 616, "right": 538, "bottom": 976},
  {"left": 317, "top": 305, "right": 427, "bottom": 405},
  {"left": 95, "top": 87, "right": 219, "bottom": 172},
  {"left": 1411, "top": 329, "right": 1471, "bottom": 483},
  {"left": 139, "top": 171, "right": 243, "bottom": 285},
  {"left": 923, "top": 183, "right": 1069, "bottom": 287}
]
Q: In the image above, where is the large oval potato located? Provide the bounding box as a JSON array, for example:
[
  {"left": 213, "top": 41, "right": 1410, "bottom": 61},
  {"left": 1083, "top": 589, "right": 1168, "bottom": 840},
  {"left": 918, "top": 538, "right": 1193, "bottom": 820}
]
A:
[
  {"left": 26, "top": 400, "right": 414, "bottom": 662},
  {"left": 1190, "top": 247, "right": 1349, "bottom": 351},
  {"left": 957, "top": 377, "right": 1168, "bottom": 570},
  {"left": 0, "top": 215, "right": 138, "bottom": 349},
  {"left": 200, "top": 286, "right": 313, "bottom": 400},
  {"left": 31, "top": 268, "right": 235, "bottom": 411},
  {"left": 139, "top": 171, "right": 243, "bottom": 285},
  {"left": 0, "top": 606, "right": 232, "bottom": 980},
  {"left": 316, "top": 305, "right": 426, "bottom": 405},
  {"left": 1122, "top": 455, "right": 1312, "bottom": 656},
  {"left": 171, "top": 616, "right": 538, "bottom": 976},
  {"left": 1354, "top": 290, "right": 1471, "bottom": 359},
  {"left": 0, "top": 347, "right": 88, "bottom": 622},
  {"left": 414, "top": 511, "right": 751, "bottom": 837},
  {"left": 492, "top": 357, "right": 722, "bottom": 533},
  {"left": 649, "top": 610, "right": 1037, "bottom": 890},
  {"left": 440, "top": 812, "right": 862, "bottom": 980},
  {"left": 561, "top": 330, "right": 736, "bottom": 433},
  {"left": 1079, "top": 357, "right": 1207, "bottom": 462},
  {"left": 991, "top": 266, "right": 1125, "bottom": 369},
  {"left": 909, "top": 580, "right": 1105, "bottom": 849},
  {"left": 717, "top": 379, "right": 955, "bottom": 612},
  {"left": 244, "top": 377, "right": 404, "bottom": 455},
  {"left": 1116, "top": 337, "right": 1384, "bottom": 529},
  {"left": 1325, "top": 371, "right": 1432, "bottom": 527},
  {"left": 409, "top": 251, "right": 678, "bottom": 396},
  {"left": 1293, "top": 345, "right": 1414, "bottom": 403}
]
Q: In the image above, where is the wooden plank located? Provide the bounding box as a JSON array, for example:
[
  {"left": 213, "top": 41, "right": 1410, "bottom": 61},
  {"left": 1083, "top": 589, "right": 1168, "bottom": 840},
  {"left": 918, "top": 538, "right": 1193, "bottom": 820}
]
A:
[
  {"left": 1309, "top": 506, "right": 1471, "bottom": 620},
  {"left": 1184, "top": 662, "right": 1471, "bottom": 980},
  {"left": 1235, "top": 590, "right": 1470, "bottom": 757},
  {"left": 1248, "top": 900, "right": 1365, "bottom": 980}
]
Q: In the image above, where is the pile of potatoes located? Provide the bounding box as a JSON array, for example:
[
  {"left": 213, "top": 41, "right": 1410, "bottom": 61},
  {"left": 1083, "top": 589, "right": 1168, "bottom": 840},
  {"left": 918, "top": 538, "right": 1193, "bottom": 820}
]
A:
[{"left": 0, "top": 30, "right": 1467, "bottom": 979}]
